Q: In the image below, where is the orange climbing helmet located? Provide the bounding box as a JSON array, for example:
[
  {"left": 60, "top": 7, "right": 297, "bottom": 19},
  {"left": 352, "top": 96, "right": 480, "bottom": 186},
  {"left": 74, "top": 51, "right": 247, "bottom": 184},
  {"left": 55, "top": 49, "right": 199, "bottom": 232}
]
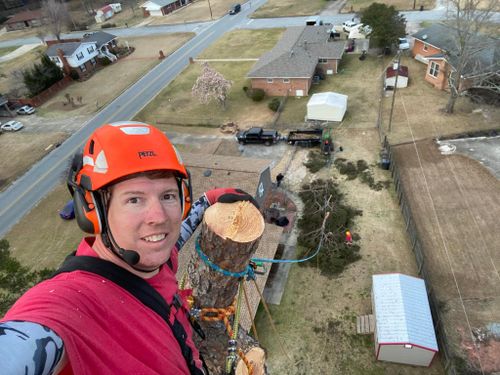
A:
[
  {"left": 68, "top": 121, "right": 192, "bottom": 235},
  {"left": 77, "top": 121, "right": 188, "bottom": 190}
]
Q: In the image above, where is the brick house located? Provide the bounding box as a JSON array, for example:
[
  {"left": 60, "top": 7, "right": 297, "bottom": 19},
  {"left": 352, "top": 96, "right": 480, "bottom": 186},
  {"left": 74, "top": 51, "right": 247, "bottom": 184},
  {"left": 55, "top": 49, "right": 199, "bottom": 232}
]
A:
[
  {"left": 140, "top": 0, "right": 190, "bottom": 17},
  {"left": 412, "top": 23, "right": 500, "bottom": 91},
  {"left": 46, "top": 32, "right": 118, "bottom": 79},
  {"left": 247, "top": 26, "right": 346, "bottom": 97},
  {"left": 5, "top": 9, "right": 45, "bottom": 31}
]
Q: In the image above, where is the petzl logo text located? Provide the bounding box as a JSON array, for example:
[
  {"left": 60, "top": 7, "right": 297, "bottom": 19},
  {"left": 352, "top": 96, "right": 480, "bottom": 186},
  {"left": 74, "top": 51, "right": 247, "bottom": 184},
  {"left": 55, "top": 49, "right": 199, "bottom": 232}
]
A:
[{"left": 138, "top": 151, "right": 157, "bottom": 159}]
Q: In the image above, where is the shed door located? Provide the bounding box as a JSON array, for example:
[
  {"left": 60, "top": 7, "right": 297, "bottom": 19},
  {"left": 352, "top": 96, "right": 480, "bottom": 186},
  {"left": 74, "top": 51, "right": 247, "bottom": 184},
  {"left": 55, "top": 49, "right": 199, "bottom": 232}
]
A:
[{"left": 295, "top": 90, "right": 304, "bottom": 97}]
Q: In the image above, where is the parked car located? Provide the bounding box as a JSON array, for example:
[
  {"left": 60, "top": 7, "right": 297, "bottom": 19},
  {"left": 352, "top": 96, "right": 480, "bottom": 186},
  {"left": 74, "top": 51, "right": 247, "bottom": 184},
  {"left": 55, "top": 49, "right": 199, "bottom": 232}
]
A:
[
  {"left": 236, "top": 127, "right": 280, "bottom": 145},
  {"left": 16, "top": 105, "right": 36, "bottom": 115},
  {"left": 228, "top": 3, "right": 241, "bottom": 14},
  {"left": 398, "top": 37, "right": 410, "bottom": 50},
  {"left": 59, "top": 200, "right": 75, "bottom": 220},
  {"left": 342, "top": 20, "right": 358, "bottom": 32},
  {"left": 1, "top": 120, "right": 24, "bottom": 132}
]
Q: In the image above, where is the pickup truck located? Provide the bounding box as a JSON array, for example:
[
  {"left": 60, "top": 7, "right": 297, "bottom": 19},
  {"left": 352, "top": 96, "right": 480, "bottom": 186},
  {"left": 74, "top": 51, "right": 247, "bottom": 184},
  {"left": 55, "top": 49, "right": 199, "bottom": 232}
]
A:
[{"left": 236, "top": 127, "right": 280, "bottom": 145}]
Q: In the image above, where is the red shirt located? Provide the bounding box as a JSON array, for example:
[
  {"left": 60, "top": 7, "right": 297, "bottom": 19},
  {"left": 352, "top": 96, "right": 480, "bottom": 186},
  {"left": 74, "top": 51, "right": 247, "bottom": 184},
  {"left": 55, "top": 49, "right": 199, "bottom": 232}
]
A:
[{"left": 3, "top": 238, "right": 202, "bottom": 374}]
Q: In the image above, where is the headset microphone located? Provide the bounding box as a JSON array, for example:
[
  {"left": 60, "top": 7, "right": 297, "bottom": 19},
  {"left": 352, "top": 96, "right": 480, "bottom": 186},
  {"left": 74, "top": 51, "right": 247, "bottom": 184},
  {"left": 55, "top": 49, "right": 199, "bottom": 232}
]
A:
[{"left": 118, "top": 248, "right": 140, "bottom": 266}]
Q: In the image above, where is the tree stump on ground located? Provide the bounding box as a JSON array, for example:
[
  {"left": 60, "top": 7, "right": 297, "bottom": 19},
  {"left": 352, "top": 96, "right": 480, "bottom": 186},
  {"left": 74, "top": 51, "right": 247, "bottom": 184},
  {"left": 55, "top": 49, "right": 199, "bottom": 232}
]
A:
[{"left": 187, "top": 201, "right": 267, "bottom": 374}]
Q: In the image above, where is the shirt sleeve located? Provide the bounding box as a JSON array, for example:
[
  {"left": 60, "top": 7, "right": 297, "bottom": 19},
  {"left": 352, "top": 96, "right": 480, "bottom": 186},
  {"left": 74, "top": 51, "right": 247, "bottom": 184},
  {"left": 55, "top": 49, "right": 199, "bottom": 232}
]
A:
[
  {"left": 0, "top": 320, "right": 65, "bottom": 375},
  {"left": 176, "top": 194, "right": 210, "bottom": 251}
]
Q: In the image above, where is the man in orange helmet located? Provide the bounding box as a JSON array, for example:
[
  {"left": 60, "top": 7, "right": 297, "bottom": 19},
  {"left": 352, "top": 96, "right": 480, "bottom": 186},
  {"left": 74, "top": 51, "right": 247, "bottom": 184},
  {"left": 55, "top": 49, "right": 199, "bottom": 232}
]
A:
[{"left": 0, "top": 122, "right": 256, "bottom": 374}]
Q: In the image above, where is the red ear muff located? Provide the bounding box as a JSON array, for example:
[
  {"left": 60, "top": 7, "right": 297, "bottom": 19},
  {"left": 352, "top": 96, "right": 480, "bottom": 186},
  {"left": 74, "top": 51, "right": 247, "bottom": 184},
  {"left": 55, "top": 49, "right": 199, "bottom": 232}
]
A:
[
  {"left": 73, "top": 189, "right": 104, "bottom": 234},
  {"left": 181, "top": 180, "right": 192, "bottom": 220}
]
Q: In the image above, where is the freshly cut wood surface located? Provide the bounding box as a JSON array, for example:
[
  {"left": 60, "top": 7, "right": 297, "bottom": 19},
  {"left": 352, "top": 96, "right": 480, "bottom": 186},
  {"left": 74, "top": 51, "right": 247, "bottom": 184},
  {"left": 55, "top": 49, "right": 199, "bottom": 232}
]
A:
[{"left": 204, "top": 201, "right": 265, "bottom": 242}]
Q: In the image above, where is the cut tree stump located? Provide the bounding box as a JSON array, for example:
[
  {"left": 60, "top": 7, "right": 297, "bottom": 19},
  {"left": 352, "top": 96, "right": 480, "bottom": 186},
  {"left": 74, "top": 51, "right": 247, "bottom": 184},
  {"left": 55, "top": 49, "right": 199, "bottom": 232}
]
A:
[{"left": 187, "top": 201, "right": 266, "bottom": 374}]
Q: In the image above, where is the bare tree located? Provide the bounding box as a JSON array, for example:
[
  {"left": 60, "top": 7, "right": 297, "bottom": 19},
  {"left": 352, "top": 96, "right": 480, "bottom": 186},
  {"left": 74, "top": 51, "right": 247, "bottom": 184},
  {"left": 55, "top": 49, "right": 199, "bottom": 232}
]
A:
[
  {"left": 443, "top": 0, "right": 500, "bottom": 113},
  {"left": 42, "top": 0, "right": 70, "bottom": 41},
  {"left": 192, "top": 63, "right": 233, "bottom": 110}
]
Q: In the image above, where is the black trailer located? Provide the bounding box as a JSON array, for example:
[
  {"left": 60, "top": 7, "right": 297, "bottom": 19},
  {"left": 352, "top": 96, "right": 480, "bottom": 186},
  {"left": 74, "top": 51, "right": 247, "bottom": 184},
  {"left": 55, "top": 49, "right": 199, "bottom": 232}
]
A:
[{"left": 286, "top": 128, "right": 323, "bottom": 147}]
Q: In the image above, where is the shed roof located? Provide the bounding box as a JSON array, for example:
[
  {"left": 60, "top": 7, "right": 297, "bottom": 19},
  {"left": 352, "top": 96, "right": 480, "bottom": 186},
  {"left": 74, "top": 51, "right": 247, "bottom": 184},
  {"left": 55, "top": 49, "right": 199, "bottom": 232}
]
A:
[
  {"left": 5, "top": 9, "right": 43, "bottom": 24},
  {"left": 372, "top": 273, "right": 438, "bottom": 351},
  {"left": 248, "top": 26, "right": 346, "bottom": 78},
  {"left": 386, "top": 65, "right": 409, "bottom": 78},
  {"left": 307, "top": 92, "right": 347, "bottom": 108}
]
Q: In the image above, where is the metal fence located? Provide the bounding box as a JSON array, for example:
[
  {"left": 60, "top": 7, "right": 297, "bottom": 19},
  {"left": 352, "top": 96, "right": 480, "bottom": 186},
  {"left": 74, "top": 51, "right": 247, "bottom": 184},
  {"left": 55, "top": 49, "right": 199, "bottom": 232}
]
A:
[{"left": 383, "top": 136, "right": 459, "bottom": 374}]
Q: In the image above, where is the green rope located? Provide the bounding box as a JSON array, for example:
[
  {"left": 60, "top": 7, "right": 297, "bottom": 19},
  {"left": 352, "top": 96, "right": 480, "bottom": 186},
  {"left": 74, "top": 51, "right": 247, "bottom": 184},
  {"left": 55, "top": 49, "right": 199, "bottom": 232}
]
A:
[{"left": 225, "top": 280, "right": 244, "bottom": 374}]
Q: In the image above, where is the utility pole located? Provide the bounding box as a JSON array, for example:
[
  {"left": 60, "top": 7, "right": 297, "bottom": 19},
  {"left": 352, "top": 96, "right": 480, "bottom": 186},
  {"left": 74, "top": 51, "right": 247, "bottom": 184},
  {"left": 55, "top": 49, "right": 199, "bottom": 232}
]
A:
[
  {"left": 207, "top": 0, "right": 213, "bottom": 20},
  {"left": 388, "top": 50, "right": 402, "bottom": 133}
]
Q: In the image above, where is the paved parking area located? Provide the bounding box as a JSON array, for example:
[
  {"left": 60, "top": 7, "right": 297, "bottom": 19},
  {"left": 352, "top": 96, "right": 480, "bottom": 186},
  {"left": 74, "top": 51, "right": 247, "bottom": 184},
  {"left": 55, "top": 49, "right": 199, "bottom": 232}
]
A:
[{"left": 0, "top": 114, "right": 90, "bottom": 133}]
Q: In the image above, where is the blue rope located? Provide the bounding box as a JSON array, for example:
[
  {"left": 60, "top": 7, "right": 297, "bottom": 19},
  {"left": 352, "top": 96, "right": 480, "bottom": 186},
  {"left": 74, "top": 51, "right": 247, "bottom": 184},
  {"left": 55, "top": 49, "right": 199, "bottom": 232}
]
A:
[
  {"left": 251, "top": 233, "right": 325, "bottom": 264},
  {"left": 195, "top": 237, "right": 255, "bottom": 279}
]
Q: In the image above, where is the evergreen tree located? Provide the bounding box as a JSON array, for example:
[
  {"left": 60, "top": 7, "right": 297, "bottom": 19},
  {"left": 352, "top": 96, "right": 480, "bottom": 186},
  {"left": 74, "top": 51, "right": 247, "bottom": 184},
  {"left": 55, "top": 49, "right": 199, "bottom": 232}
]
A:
[
  {"left": 360, "top": 3, "right": 406, "bottom": 49},
  {"left": 23, "top": 54, "right": 64, "bottom": 97}
]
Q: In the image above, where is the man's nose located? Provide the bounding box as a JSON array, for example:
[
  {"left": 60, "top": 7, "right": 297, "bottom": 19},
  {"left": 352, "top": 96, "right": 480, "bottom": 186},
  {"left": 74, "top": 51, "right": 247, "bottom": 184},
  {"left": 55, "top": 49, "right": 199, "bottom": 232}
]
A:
[{"left": 146, "top": 199, "right": 169, "bottom": 224}]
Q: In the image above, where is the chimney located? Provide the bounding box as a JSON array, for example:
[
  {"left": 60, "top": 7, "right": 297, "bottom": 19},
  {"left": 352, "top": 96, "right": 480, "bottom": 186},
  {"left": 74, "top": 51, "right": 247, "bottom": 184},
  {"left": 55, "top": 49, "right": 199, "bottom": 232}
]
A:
[{"left": 57, "top": 48, "right": 71, "bottom": 76}]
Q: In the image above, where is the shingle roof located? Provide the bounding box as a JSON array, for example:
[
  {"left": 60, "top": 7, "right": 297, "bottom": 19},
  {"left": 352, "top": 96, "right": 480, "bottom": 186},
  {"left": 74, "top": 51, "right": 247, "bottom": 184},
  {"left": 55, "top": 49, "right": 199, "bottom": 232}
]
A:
[
  {"left": 81, "top": 31, "right": 117, "bottom": 49},
  {"left": 248, "top": 26, "right": 346, "bottom": 78},
  {"left": 412, "top": 23, "right": 500, "bottom": 77},
  {"left": 5, "top": 10, "right": 43, "bottom": 24},
  {"left": 386, "top": 65, "right": 409, "bottom": 78},
  {"left": 46, "top": 42, "right": 82, "bottom": 57}
]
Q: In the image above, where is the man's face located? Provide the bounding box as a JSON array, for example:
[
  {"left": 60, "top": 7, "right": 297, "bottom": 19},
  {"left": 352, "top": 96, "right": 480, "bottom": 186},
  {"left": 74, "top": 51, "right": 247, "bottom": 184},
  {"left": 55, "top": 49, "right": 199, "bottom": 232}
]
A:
[{"left": 106, "top": 174, "right": 182, "bottom": 271}]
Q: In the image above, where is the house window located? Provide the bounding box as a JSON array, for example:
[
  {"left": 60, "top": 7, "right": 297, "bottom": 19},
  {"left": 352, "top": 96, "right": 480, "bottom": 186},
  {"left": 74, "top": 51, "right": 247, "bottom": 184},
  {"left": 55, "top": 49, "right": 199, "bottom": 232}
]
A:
[
  {"left": 267, "top": 78, "right": 273, "bottom": 83},
  {"left": 87, "top": 46, "right": 94, "bottom": 53},
  {"left": 90, "top": 57, "right": 97, "bottom": 65},
  {"left": 76, "top": 52, "right": 84, "bottom": 60},
  {"left": 79, "top": 64, "right": 86, "bottom": 72},
  {"left": 283, "top": 79, "right": 290, "bottom": 83},
  {"left": 429, "top": 61, "right": 439, "bottom": 78},
  {"left": 318, "top": 58, "right": 328, "bottom": 64},
  {"left": 423, "top": 44, "right": 428, "bottom": 52}
]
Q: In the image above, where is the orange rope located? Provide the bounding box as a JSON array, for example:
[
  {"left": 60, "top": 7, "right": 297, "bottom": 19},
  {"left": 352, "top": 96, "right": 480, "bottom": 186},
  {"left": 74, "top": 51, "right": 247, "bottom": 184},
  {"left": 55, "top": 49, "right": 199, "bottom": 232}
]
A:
[{"left": 238, "top": 348, "right": 254, "bottom": 375}]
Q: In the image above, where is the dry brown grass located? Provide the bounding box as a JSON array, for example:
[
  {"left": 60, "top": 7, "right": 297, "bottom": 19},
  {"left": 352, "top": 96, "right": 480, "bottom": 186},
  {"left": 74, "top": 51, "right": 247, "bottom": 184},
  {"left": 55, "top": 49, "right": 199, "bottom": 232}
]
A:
[
  {"left": 0, "top": 132, "right": 68, "bottom": 191},
  {"left": 251, "top": 0, "right": 325, "bottom": 18},
  {"left": 342, "top": 0, "right": 435, "bottom": 12}
]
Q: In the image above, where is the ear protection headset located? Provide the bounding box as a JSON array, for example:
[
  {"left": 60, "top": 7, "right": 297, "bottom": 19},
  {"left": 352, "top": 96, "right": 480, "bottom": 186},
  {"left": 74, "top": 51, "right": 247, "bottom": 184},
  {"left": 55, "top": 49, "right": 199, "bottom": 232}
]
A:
[{"left": 67, "top": 122, "right": 192, "bottom": 270}]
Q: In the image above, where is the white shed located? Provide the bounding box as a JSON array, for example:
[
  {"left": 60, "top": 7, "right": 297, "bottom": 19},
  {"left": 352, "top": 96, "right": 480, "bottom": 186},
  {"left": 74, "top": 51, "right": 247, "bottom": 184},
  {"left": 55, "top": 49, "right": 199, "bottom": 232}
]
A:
[
  {"left": 385, "top": 64, "right": 409, "bottom": 89},
  {"left": 306, "top": 92, "right": 347, "bottom": 122},
  {"left": 372, "top": 274, "right": 438, "bottom": 367}
]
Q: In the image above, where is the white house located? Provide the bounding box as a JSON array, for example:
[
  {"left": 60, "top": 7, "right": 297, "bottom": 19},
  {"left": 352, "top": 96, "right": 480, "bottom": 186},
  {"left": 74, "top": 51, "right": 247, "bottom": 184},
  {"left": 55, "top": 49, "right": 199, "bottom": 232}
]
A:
[
  {"left": 141, "top": 0, "right": 190, "bottom": 17},
  {"left": 385, "top": 64, "right": 409, "bottom": 89},
  {"left": 372, "top": 273, "right": 438, "bottom": 367},
  {"left": 46, "top": 32, "right": 117, "bottom": 77},
  {"left": 306, "top": 92, "right": 347, "bottom": 122}
]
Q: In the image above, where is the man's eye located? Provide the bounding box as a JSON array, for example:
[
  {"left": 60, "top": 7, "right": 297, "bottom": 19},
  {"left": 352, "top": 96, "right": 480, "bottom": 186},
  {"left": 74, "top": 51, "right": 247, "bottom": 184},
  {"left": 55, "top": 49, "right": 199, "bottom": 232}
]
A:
[
  {"left": 127, "top": 197, "right": 139, "bottom": 204},
  {"left": 163, "top": 193, "right": 176, "bottom": 200}
]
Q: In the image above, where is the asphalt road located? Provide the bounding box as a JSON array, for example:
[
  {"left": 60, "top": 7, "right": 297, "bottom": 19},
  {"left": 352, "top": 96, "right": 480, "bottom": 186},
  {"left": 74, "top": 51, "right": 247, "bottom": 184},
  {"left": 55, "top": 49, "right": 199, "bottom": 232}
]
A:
[{"left": 0, "top": 0, "right": 267, "bottom": 237}]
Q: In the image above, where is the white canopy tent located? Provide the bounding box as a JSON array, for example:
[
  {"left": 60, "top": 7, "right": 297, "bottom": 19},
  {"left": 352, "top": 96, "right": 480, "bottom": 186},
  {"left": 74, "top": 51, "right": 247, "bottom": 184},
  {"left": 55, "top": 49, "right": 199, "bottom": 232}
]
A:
[{"left": 306, "top": 92, "right": 347, "bottom": 122}]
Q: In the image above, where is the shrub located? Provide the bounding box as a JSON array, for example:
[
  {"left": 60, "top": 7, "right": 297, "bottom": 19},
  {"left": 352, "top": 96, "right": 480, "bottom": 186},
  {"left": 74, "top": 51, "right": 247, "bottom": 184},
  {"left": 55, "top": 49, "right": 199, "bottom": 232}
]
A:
[
  {"left": 268, "top": 98, "right": 281, "bottom": 112},
  {"left": 248, "top": 88, "right": 265, "bottom": 102},
  {"left": 242, "top": 86, "right": 248, "bottom": 93},
  {"left": 68, "top": 70, "right": 79, "bottom": 80},
  {"left": 101, "top": 23, "right": 116, "bottom": 29},
  {"left": 98, "top": 57, "right": 111, "bottom": 66},
  {"left": 304, "top": 151, "right": 328, "bottom": 173}
]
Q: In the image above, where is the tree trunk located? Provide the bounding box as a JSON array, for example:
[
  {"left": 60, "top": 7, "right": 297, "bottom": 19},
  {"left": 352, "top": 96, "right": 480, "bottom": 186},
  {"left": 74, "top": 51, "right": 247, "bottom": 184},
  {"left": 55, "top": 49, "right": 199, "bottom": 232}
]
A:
[
  {"left": 446, "top": 93, "right": 458, "bottom": 114},
  {"left": 187, "top": 201, "right": 266, "bottom": 374}
]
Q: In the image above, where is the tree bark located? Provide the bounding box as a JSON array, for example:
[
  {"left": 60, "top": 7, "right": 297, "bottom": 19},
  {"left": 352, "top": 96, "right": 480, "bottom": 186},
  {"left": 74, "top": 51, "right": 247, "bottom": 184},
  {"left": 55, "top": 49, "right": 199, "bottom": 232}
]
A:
[{"left": 187, "top": 201, "right": 266, "bottom": 374}]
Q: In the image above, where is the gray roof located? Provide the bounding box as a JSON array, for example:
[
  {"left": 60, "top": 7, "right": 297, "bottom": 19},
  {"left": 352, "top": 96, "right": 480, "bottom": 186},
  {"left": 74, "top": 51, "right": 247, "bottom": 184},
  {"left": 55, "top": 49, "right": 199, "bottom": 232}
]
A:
[
  {"left": 46, "top": 42, "right": 82, "bottom": 57},
  {"left": 248, "top": 26, "right": 346, "bottom": 78},
  {"left": 81, "top": 31, "right": 117, "bottom": 49},
  {"left": 412, "top": 23, "right": 500, "bottom": 77}
]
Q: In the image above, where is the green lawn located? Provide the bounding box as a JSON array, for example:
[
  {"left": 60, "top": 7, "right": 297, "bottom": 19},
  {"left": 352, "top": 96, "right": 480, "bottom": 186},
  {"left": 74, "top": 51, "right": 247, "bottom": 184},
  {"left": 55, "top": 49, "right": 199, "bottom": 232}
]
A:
[{"left": 0, "top": 46, "right": 18, "bottom": 57}]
